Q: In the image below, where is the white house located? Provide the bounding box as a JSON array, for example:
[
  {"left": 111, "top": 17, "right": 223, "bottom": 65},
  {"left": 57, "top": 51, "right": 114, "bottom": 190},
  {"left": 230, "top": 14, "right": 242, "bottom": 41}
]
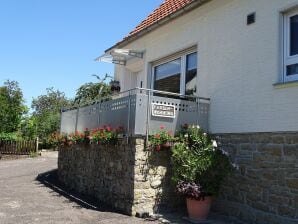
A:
[
  {"left": 99, "top": 0, "right": 298, "bottom": 135},
  {"left": 93, "top": 0, "right": 298, "bottom": 222}
]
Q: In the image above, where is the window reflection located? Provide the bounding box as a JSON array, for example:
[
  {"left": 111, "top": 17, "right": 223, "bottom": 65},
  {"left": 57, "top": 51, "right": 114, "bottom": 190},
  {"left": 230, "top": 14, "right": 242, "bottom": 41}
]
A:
[
  {"left": 154, "top": 58, "right": 181, "bottom": 94},
  {"left": 290, "top": 15, "right": 298, "bottom": 56},
  {"left": 186, "top": 52, "right": 197, "bottom": 96}
]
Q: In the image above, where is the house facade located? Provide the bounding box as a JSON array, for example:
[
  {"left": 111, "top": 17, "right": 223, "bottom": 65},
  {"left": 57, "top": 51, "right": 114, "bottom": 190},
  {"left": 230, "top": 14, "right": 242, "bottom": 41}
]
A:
[
  {"left": 108, "top": 0, "right": 298, "bottom": 135},
  {"left": 100, "top": 0, "right": 298, "bottom": 222}
]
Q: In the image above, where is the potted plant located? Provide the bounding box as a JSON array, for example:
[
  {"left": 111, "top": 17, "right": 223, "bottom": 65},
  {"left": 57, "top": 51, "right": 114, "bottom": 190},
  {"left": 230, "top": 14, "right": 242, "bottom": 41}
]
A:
[
  {"left": 110, "top": 80, "right": 121, "bottom": 93},
  {"left": 48, "top": 132, "right": 68, "bottom": 147},
  {"left": 89, "top": 126, "right": 120, "bottom": 145},
  {"left": 68, "top": 129, "right": 90, "bottom": 145},
  {"left": 149, "top": 125, "right": 175, "bottom": 151},
  {"left": 172, "top": 125, "right": 233, "bottom": 221}
]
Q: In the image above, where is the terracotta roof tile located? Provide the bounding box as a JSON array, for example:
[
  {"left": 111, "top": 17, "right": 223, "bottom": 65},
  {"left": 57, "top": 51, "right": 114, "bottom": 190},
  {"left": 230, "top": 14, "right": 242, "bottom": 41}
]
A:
[
  {"left": 109, "top": 0, "right": 196, "bottom": 49},
  {"left": 128, "top": 0, "right": 195, "bottom": 37}
]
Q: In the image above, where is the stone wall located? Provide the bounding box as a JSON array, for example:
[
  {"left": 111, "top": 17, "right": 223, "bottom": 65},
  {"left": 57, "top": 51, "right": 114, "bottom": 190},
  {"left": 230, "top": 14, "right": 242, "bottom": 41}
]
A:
[
  {"left": 58, "top": 139, "right": 135, "bottom": 214},
  {"left": 213, "top": 132, "right": 298, "bottom": 224},
  {"left": 58, "top": 133, "right": 298, "bottom": 223},
  {"left": 58, "top": 138, "right": 180, "bottom": 216}
]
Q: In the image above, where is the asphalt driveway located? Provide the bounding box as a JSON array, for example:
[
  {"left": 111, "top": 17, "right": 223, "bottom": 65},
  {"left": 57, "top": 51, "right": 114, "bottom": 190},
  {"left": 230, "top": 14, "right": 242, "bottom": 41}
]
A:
[{"left": 0, "top": 152, "right": 158, "bottom": 224}]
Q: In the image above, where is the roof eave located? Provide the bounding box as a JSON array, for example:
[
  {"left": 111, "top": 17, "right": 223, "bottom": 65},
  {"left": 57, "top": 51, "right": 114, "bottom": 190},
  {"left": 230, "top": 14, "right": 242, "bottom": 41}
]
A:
[{"left": 105, "top": 0, "right": 211, "bottom": 53}]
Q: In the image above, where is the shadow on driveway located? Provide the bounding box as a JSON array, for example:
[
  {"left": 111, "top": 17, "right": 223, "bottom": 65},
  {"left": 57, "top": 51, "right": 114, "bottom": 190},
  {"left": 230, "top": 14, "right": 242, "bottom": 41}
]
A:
[{"left": 36, "top": 169, "right": 122, "bottom": 214}]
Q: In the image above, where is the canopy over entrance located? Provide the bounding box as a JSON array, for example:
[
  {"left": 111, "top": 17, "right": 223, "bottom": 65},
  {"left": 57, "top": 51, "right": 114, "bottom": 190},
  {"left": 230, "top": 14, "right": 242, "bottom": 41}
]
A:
[{"left": 95, "top": 49, "right": 144, "bottom": 65}]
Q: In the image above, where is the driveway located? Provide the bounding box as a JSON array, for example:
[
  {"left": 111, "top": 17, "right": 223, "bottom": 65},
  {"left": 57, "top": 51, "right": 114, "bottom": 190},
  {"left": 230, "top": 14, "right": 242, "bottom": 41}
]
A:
[
  {"left": 0, "top": 152, "right": 243, "bottom": 224},
  {"left": 0, "top": 152, "right": 158, "bottom": 224}
]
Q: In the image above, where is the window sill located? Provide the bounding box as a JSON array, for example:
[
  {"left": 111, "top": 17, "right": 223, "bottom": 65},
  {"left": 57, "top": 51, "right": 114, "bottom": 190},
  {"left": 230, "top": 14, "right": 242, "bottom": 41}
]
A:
[{"left": 273, "top": 80, "right": 298, "bottom": 89}]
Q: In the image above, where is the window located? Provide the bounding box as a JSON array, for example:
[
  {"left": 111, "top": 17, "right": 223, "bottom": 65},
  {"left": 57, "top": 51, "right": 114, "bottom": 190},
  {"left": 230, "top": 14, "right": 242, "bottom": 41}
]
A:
[
  {"left": 153, "top": 51, "right": 197, "bottom": 96},
  {"left": 185, "top": 52, "right": 197, "bottom": 95},
  {"left": 284, "top": 10, "right": 298, "bottom": 81},
  {"left": 154, "top": 58, "right": 181, "bottom": 94}
]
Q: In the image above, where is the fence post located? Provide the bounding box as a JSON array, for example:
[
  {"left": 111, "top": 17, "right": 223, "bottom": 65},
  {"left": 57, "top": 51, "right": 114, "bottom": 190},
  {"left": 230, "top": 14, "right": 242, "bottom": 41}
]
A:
[
  {"left": 126, "top": 91, "right": 131, "bottom": 144},
  {"left": 36, "top": 137, "right": 39, "bottom": 154},
  {"left": 196, "top": 98, "right": 200, "bottom": 127},
  {"left": 145, "top": 89, "right": 151, "bottom": 144},
  {"left": 97, "top": 102, "right": 101, "bottom": 127},
  {"left": 75, "top": 108, "right": 79, "bottom": 133},
  {"left": 60, "top": 108, "right": 63, "bottom": 134}
]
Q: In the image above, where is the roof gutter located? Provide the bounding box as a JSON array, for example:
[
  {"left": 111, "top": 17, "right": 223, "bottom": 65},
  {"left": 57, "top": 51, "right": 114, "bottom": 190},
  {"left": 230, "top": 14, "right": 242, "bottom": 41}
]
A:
[{"left": 105, "top": 0, "right": 211, "bottom": 53}]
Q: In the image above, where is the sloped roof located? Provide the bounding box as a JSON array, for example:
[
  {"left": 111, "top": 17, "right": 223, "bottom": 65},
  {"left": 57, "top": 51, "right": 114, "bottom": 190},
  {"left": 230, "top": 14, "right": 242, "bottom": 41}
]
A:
[
  {"left": 106, "top": 0, "right": 209, "bottom": 52},
  {"left": 128, "top": 0, "right": 195, "bottom": 37}
]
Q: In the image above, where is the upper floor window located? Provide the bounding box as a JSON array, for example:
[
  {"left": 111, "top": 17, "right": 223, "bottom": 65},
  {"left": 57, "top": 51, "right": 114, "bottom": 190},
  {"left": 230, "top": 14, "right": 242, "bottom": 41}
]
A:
[
  {"left": 284, "top": 10, "right": 298, "bottom": 81},
  {"left": 153, "top": 50, "right": 197, "bottom": 96}
]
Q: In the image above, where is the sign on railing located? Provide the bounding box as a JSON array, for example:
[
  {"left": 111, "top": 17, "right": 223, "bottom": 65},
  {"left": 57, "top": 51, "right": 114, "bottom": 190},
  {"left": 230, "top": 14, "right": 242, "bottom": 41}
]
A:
[{"left": 151, "top": 103, "right": 175, "bottom": 118}]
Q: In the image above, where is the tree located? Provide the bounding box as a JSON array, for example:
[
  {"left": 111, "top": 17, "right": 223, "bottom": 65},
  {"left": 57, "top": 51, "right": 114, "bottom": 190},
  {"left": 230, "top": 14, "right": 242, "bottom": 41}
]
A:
[
  {"left": 31, "top": 88, "right": 71, "bottom": 141},
  {"left": 19, "top": 115, "right": 37, "bottom": 140},
  {"left": 74, "top": 74, "right": 112, "bottom": 105},
  {"left": 0, "top": 80, "right": 27, "bottom": 133}
]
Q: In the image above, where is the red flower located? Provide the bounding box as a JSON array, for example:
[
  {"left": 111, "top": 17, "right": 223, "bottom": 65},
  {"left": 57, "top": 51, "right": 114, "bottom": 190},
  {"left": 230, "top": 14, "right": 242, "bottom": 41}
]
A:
[
  {"left": 155, "top": 134, "right": 161, "bottom": 139},
  {"left": 160, "top": 125, "right": 165, "bottom": 130}
]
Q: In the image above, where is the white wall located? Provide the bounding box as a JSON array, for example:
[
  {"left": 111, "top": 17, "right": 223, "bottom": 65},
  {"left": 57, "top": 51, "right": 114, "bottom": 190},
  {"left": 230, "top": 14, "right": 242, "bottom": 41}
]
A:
[{"left": 114, "top": 0, "right": 298, "bottom": 133}]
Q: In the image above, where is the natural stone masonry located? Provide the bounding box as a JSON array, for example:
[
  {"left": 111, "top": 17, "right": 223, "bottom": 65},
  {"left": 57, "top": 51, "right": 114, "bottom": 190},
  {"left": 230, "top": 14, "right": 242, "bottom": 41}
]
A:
[
  {"left": 212, "top": 132, "right": 298, "bottom": 224},
  {"left": 58, "top": 138, "right": 180, "bottom": 216},
  {"left": 133, "top": 139, "right": 182, "bottom": 215},
  {"left": 58, "top": 133, "right": 298, "bottom": 223},
  {"left": 58, "top": 139, "right": 135, "bottom": 214}
]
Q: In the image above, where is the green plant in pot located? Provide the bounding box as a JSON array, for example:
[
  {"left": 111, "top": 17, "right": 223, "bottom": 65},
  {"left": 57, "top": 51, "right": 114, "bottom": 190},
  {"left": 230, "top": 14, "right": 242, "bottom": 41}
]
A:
[
  {"left": 172, "top": 125, "right": 234, "bottom": 221},
  {"left": 149, "top": 125, "right": 175, "bottom": 151}
]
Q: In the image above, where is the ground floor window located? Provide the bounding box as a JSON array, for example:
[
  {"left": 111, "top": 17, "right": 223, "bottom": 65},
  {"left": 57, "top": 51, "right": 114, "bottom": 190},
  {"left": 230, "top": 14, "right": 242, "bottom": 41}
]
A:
[
  {"left": 283, "top": 9, "right": 298, "bottom": 81},
  {"left": 153, "top": 50, "right": 197, "bottom": 96}
]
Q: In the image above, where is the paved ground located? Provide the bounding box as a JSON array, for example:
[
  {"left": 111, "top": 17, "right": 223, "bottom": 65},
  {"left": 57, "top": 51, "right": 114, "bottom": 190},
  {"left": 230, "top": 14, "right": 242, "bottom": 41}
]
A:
[
  {"left": 0, "top": 152, "right": 159, "bottom": 224},
  {"left": 0, "top": 152, "right": 243, "bottom": 224}
]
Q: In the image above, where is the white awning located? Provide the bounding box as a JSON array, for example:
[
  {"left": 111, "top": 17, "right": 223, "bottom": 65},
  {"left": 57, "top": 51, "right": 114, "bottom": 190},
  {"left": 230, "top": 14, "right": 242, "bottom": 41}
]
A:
[{"left": 95, "top": 49, "right": 144, "bottom": 65}]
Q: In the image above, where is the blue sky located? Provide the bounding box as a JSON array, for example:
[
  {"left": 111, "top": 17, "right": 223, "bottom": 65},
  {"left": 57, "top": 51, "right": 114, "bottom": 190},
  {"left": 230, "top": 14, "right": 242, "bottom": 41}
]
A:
[{"left": 0, "top": 0, "right": 162, "bottom": 107}]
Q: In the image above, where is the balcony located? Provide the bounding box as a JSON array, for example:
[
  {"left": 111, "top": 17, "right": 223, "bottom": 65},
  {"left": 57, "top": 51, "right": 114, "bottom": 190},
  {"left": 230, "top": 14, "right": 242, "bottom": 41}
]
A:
[{"left": 60, "top": 88, "right": 210, "bottom": 136}]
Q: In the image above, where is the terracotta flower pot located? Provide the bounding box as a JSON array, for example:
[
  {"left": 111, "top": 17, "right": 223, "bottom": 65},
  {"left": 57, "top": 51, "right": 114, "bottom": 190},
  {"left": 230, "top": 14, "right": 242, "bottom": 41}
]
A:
[
  {"left": 186, "top": 197, "right": 212, "bottom": 221},
  {"left": 154, "top": 142, "right": 172, "bottom": 152},
  {"left": 161, "top": 142, "right": 171, "bottom": 150},
  {"left": 155, "top": 144, "right": 161, "bottom": 151}
]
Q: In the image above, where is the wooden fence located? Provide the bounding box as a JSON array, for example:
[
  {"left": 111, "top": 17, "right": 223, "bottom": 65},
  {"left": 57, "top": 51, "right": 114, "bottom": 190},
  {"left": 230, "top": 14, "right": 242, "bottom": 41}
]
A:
[{"left": 0, "top": 140, "right": 37, "bottom": 155}]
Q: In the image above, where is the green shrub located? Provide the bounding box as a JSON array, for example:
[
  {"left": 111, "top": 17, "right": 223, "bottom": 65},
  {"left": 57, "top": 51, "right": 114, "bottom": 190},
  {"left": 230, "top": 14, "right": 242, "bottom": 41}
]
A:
[
  {"left": 172, "top": 126, "right": 234, "bottom": 199},
  {"left": 0, "top": 132, "right": 22, "bottom": 141}
]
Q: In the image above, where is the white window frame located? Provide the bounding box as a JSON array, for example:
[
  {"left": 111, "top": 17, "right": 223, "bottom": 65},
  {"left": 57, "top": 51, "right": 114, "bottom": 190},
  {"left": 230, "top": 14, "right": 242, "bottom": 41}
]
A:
[
  {"left": 151, "top": 50, "right": 197, "bottom": 95},
  {"left": 283, "top": 9, "right": 298, "bottom": 82}
]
